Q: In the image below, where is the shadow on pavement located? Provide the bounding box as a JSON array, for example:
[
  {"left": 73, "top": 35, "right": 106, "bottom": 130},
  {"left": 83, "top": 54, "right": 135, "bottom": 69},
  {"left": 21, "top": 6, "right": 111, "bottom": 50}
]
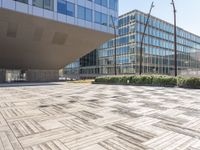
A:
[{"left": 0, "top": 82, "right": 63, "bottom": 88}]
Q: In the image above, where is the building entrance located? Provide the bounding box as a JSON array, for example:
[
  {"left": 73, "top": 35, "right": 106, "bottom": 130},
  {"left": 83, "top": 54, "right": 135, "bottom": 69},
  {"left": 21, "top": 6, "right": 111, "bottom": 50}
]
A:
[{"left": 5, "top": 70, "right": 27, "bottom": 83}]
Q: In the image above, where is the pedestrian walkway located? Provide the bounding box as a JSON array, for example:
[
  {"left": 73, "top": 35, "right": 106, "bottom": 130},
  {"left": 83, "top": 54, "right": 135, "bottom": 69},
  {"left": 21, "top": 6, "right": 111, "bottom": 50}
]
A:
[{"left": 0, "top": 83, "right": 200, "bottom": 150}]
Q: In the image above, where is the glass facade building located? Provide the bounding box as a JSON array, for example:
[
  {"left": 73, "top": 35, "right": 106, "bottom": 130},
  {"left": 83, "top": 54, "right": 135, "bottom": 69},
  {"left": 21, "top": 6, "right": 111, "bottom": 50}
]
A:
[
  {"left": 65, "top": 50, "right": 99, "bottom": 79},
  {"left": 2, "top": 0, "right": 118, "bottom": 34},
  {"left": 65, "top": 10, "right": 200, "bottom": 78},
  {"left": 0, "top": 0, "right": 118, "bottom": 82}
]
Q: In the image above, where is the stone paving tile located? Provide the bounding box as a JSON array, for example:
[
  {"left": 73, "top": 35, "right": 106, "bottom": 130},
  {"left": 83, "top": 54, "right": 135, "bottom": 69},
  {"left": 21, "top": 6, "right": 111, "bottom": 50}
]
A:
[{"left": 0, "top": 83, "right": 200, "bottom": 150}]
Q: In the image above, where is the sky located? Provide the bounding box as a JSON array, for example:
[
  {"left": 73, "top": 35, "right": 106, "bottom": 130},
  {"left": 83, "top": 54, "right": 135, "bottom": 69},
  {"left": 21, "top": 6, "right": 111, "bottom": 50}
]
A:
[{"left": 119, "top": 0, "right": 200, "bottom": 35}]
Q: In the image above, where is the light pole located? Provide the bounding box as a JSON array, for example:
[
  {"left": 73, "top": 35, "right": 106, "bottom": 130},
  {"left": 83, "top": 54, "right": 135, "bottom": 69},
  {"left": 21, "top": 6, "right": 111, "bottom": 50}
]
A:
[
  {"left": 111, "top": 15, "right": 117, "bottom": 75},
  {"left": 139, "top": 2, "right": 154, "bottom": 75},
  {"left": 171, "top": 0, "right": 177, "bottom": 76}
]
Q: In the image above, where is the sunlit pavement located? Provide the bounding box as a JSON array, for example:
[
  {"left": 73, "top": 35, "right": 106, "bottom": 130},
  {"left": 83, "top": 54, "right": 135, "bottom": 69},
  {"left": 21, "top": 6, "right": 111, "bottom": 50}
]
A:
[{"left": 0, "top": 82, "right": 200, "bottom": 150}]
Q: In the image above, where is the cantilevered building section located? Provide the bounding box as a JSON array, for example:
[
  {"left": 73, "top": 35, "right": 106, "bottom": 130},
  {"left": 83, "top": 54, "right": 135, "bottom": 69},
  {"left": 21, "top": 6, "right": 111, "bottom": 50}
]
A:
[
  {"left": 64, "top": 10, "right": 200, "bottom": 79},
  {"left": 0, "top": 0, "right": 118, "bottom": 82}
]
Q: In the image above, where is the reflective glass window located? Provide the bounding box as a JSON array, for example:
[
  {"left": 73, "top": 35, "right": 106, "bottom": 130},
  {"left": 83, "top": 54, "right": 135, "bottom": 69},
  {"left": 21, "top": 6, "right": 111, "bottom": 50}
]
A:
[
  {"left": 33, "top": 0, "right": 54, "bottom": 10},
  {"left": 58, "top": 1, "right": 74, "bottom": 17},
  {"left": 15, "top": 0, "right": 28, "bottom": 3},
  {"left": 33, "top": 0, "right": 43, "bottom": 8},
  {"left": 57, "top": 0, "right": 66, "bottom": 14},
  {"left": 95, "top": 0, "right": 101, "bottom": 5},
  {"left": 66, "top": 2, "right": 75, "bottom": 17},
  {"left": 86, "top": 8, "right": 93, "bottom": 21},
  {"left": 44, "top": 0, "right": 54, "bottom": 10},
  {"left": 95, "top": 11, "right": 101, "bottom": 24},
  {"left": 109, "top": 17, "right": 118, "bottom": 28},
  {"left": 102, "top": 0, "right": 108, "bottom": 7},
  {"left": 109, "top": 0, "right": 118, "bottom": 10},
  {"left": 95, "top": 0, "right": 107, "bottom": 7},
  {"left": 102, "top": 13, "right": 108, "bottom": 26},
  {"left": 78, "top": 6, "right": 93, "bottom": 22},
  {"left": 77, "top": 6, "right": 85, "bottom": 20}
]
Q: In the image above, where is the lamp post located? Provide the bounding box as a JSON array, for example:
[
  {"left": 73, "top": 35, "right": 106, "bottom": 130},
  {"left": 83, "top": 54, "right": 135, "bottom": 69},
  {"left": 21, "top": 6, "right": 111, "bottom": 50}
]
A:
[
  {"left": 111, "top": 15, "right": 117, "bottom": 75},
  {"left": 139, "top": 2, "right": 154, "bottom": 75},
  {"left": 171, "top": 0, "right": 177, "bottom": 76}
]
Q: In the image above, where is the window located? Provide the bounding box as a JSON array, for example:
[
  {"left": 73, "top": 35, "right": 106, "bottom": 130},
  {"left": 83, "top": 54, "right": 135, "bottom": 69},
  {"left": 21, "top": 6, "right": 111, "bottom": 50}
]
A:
[
  {"left": 95, "top": 11, "right": 101, "bottom": 24},
  {"left": 95, "top": 11, "right": 108, "bottom": 26},
  {"left": 86, "top": 8, "right": 92, "bottom": 22},
  {"left": 78, "top": 6, "right": 93, "bottom": 22},
  {"left": 102, "top": 0, "right": 108, "bottom": 7},
  {"left": 57, "top": 0, "right": 75, "bottom": 17},
  {"left": 14, "top": 0, "right": 28, "bottom": 4},
  {"left": 109, "top": 0, "right": 118, "bottom": 10},
  {"left": 95, "top": 0, "right": 101, "bottom": 5},
  {"left": 109, "top": 16, "right": 117, "bottom": 27},
  {"left": 57, "top": 0, "right": 66, "bottom": 14},
  {"left": 33, "top": 0, "right": 54, "bottom": 10},
  {"left": 102, "top": 13, "right": 108, "bottom": 26},
  {"left": 66, "top": 2, "right": 75, "bottom": 17},
  {"left": 33, "top": 0, "right": 43, "bottom": 8},
  {"left": 44, "top": 0, "right": 54, "bottom": 10},
  {"left": 78, "top": 6, "right": 85, "bottom": 20},
  {"left": 95, "top": 0, "right": 107, "bottom": 7}
]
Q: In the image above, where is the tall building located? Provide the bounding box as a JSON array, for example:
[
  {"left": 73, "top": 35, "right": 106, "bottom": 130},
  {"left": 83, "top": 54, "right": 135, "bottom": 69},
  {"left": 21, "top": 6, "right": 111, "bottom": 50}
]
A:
[
  {"left": 64, "top": 9, "right": 200, "bottom": 79},
  {"left": 0, "top": 0, "right": 118, "bottom": 82}
]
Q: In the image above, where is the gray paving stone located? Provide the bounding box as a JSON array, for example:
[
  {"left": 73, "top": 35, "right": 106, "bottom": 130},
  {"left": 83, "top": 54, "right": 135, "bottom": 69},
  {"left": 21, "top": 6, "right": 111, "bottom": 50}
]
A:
[{"left": 0, "top": 83, "right": 200, "bottom": 150}]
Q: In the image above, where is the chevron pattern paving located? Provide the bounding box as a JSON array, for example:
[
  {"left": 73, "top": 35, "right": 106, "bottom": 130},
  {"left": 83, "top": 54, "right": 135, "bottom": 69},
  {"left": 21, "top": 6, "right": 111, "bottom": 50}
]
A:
[{"left": 0, "top": 82, "right": 200, "bottom": 150}]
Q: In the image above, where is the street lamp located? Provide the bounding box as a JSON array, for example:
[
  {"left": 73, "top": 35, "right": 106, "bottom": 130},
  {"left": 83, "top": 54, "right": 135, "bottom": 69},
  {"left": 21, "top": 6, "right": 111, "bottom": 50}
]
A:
[
  {"left": 171, "top": 0, "right": 177, "bottom": 76},
  {"left": 139, "top": 2, "right": 155, "bottom": 75},
  {"left": 110, "top": 15, "right": 117, "bottom": 75}
]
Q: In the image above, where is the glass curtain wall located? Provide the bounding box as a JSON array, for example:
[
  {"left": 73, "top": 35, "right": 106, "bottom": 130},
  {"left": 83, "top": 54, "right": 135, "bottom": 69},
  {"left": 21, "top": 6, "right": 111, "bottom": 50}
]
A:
[
  {"left": 33, "top": 0, "right": 54, "bottom": 10},
  {"left": 95, "top": 11, "right": 108, "bottom": 26},
  {"left": 14, "top": 0, "right": 28, "bottom": 4},
  {"left": 98, "top": 10, "right": 200, "bottom": 76},
  {"left": 57, "top": 0, "right": 75, "bottom": 17},
  {"left": 78, "top": 5, "right": 93, "bottom": 21}
]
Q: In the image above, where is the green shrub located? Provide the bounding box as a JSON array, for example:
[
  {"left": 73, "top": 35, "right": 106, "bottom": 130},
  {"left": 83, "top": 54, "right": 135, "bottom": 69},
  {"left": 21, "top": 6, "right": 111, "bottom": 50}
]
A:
[
  {"left": 95, "top": 77, "right": 106, "bottom": 83},
  {"left": 152, "top": 76, "right": 177, "bottom": 87},
  {"left": 130, "top": 75, "right": 153, "bottom": 85},
  {"left": 95, "top": 75, "right": 200, "bottom": 89},
  {"left": 95, "top": 76, "right": 132, "bottom": 84},
  {"left": 177, "top": 77, "right": 200, "bottom": 89},
  {"left": 118, "top": 76, "right": 130, "bottom": 84},
  {"left": 140, "top": 75, "right": 153, "bottom": 85},
  {"left": 109, "top": 76, "right": 120, "bottom": 83},
  {"left": 129, "top": 76, "right": 137, "bottom": 84}
]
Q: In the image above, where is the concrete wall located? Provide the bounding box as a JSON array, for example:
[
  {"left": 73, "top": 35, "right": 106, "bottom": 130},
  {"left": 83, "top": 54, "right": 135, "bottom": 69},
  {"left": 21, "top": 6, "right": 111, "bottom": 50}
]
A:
[
  {"left": 26, "top": 70, "right": 59, "bottom": 82},
  {"left": 0, "top": 69, "right": 6, "bottom": 83}
]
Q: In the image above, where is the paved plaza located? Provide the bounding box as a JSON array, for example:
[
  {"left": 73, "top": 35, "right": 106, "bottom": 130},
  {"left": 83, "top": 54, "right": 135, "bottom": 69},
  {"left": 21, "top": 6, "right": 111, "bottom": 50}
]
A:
[{"left": 0, "top": 83, "right": 200, "bottom": 150}]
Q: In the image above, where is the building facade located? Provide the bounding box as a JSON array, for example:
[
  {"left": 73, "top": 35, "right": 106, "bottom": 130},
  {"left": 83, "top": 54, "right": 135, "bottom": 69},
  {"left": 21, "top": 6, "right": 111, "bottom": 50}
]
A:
[
  {"left": 64, "top": 10, "right": 200, "bottom": 78},
  {"left": 0, "top": 0, "right": 118, "bottom": 82},
  {"left": 65, "top": 50, "right": 99, "bottom": 79}
]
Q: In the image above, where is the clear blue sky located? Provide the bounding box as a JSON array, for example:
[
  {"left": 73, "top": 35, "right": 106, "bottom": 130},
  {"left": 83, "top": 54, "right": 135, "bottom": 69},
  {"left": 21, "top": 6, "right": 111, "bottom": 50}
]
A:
[{"left": 119, "top": 0, "right": 200, "bottom": 35}]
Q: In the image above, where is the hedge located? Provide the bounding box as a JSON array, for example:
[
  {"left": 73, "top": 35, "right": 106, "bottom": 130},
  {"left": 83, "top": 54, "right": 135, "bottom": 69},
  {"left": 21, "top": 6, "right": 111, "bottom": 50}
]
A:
[
  {"left": 94, "top": 75, "right": 200, "bottom": 89},
  {"left": 177, "top": 77, "right": 200, "bottom": 89}
]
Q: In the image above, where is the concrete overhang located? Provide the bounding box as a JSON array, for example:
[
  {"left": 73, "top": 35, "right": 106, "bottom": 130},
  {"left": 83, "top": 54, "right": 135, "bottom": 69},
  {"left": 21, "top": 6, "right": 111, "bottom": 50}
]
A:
[{"left": 0, "top": 8, "right": 113, "bottom": 70}]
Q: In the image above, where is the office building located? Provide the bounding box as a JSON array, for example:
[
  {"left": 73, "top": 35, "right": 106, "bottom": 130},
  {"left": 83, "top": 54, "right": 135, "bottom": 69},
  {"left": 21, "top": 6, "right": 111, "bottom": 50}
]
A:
[
  {"left": 0, "top": 0, "right": 118, "bottom": 82},
  {"left": 64, "top": 9, "right": 200, "bottom": 79},
  {"left": 65, "top": 49, "right": 99, "bottom": 79}
]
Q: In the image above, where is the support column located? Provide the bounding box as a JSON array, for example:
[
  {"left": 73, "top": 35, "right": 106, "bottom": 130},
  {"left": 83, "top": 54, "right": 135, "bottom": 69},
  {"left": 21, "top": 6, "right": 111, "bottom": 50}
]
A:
[
  {"left": 26, "top": 70, "right": 59, "bottom": 82},
  {"left": 0, "top": 69, "right": 6, "bottom": 83}
]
